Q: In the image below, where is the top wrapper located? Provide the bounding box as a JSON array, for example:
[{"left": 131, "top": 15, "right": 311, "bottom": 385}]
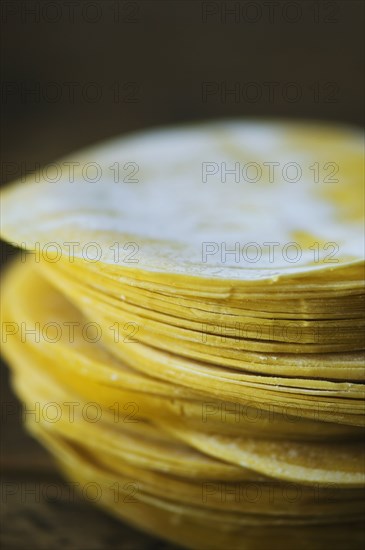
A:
[{"left": 1, "top": 120, "right": 364, "bottom": 286}]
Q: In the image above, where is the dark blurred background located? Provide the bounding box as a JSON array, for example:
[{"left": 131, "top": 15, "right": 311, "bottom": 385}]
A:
[
  {"left": 1, "top": 1, "right": 364, "bottom": 548},
  {"left": 2, "top": 0, "right": 364, "bottom": 183}
]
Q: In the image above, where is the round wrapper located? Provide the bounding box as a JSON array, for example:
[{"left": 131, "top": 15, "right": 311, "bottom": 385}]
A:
[{"left": 1, "top": 120, "right": 364, "bottom": 284}]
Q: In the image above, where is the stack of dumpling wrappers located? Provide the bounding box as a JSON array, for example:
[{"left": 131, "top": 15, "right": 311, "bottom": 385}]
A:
[{"left": 1, "top": 121, "right": 364, "bottom": 549}]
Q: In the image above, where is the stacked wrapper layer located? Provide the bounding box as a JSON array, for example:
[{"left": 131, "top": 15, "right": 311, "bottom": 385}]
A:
[{"left": 1, "top": 121, "right": 364, "bottom": 549}]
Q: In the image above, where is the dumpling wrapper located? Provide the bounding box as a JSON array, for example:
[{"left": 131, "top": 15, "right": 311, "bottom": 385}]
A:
[{"left": 1, "top": 120, "right": 364, "bottom": 286}]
